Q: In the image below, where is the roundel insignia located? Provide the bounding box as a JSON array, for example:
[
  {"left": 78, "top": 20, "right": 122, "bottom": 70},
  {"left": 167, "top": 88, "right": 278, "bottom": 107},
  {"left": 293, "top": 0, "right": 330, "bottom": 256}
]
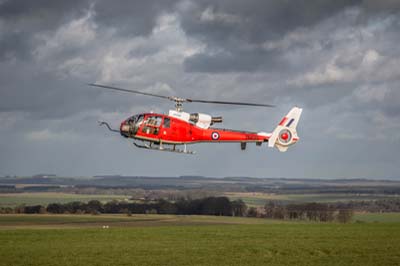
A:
[
  {"left": 278, "top": 129, "right": 292, "bottom": 144},
  {"left": 211, "top": 131, "right": 220, "bottom": 140}
]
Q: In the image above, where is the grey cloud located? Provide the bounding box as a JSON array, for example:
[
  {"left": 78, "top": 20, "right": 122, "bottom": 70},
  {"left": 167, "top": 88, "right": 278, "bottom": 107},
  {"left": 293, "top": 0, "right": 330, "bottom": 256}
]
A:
[
  {"left": 0, "top": 0, "right": 185, "bottom": 118},
  {"left": 179, "top": 0, "right": 361, "bottom": 44},
  {"left": 0, "top": 0, "right": 399, "bottom": 178},
  {"left": 0, "top": 0, "right": 181, "bottom": 61},
  {"left": 0, "top": 0, "right": 89, "bottom": 19},
  {"left": 92, "top": 0, "right": 180, "bottom": 37},
  {"left": 0, "top": 0, "right": 92, "bottom": 60},
  {"left": 179, "top": 0, "right": 363, "bottom": 73},
  {"left": 184, "top": 49, "right": 285, "bottom": 73},
  {"left": 362, "top": 0, "right": 400, "bottom": 13},
  {"left": 0, "top": 32, "right": 33, "bottom": 60},
  {"left": 179, "top": 0, "right": 400, "bottom": 74}
]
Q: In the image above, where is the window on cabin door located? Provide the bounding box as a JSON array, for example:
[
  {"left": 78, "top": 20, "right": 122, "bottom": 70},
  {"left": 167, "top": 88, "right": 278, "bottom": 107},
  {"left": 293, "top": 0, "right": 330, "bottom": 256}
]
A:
[
  {"left": 142, "top": 115, "right": 162, "bottom": 135},
  {"left": 164, "top": 117, "right": 170, "bottom": 128}
]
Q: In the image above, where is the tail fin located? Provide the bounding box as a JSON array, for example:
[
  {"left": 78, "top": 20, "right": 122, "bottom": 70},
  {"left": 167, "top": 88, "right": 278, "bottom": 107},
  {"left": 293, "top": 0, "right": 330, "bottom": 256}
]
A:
[{"left": 268, "top": 107, "right": 302, "bottom": 152}]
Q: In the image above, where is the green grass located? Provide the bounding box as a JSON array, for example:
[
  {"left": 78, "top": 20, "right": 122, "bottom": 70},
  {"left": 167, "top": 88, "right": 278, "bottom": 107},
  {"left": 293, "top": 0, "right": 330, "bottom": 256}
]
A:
[
  {"left": 0, "top": 192, "right": 129, "bottom": 207},
  {"left": 354, "top": 212, "right": 400, "bottom": 223},
  {"left": 0, "top": 214, "right": 287, "bottom": 229},
  {"left": 1, "top": 213, "right": 398, "bottom": 229},
  {"left": 0, "top": 215, "right": 399, "bottom": 266}
]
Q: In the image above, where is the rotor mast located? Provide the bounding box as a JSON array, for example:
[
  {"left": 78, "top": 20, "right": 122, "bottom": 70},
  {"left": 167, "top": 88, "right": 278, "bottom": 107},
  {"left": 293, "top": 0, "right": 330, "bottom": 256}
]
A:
[{"left": 169, "top": 97, "right": 186, "bottom": 112}]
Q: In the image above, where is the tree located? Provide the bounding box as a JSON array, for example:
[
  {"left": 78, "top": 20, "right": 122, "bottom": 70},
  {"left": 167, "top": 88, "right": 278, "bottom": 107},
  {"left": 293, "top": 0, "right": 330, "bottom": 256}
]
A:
[
  {"left": 337, "top": 209, "right": 354, "bottom": 223},
  {"left": 157, "top": 199, "right": 177, "bottom": 214},
  {"left": 247, "top": 207, "right": 258, "bottom": 217},
  {"left": 264, "top": 201, "right": 277, "bottom": 218},
  {"left": 264, "top": 201, "right": 286, "bottom": 219},
  {"left": 47, "top": 203, "right": 64, "bottom": 214},
  {"left": 231, "top": 199, "right": 247, "bottom": 217},
  {"left": 24, "top": 205, "right": 43, "bottom": 214},
  {"left": 86, "top": 200, "right": 103, "bottom": 214},
  {"left": 14, "top": 204, "right": 26, "bottom": 214},
  {"left": 200, "top": 197, "right": 232, "bottom": 216}
]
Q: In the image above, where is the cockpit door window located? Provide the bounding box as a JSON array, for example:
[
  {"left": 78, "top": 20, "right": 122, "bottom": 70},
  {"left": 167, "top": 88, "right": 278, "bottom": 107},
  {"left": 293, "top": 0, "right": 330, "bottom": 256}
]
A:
[
  {"left": 142, "top": 115, "right": 162, "bottom": 135},
  {"left": 164, "top": 117, "right": 170, "bottom": 128}
]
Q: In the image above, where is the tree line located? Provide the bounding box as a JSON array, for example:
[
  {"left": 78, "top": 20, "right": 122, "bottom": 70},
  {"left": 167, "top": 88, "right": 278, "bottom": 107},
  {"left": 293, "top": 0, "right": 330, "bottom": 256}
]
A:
[
  {"left": 1, "top": 197, "right": 247, "bottom": 217},
  {"left": 0, "top": 197, "right": 354, "bottom": 223},
  {"left": 249, "top": 201, "right": 354, "bottom": 223}
]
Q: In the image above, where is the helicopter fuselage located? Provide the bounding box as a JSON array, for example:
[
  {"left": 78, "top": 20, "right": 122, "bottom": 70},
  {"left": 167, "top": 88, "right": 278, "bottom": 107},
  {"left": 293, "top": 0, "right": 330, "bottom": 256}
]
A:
[
  {"left": 91, "top": 83, "right": 302, "bottom": 154},
  {"left": 120, "top": 111, "right": 271, "bottom": 145}
]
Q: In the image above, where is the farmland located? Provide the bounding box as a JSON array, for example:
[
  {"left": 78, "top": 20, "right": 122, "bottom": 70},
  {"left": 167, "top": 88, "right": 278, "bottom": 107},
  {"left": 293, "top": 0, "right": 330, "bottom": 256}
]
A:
[
  {"left": 0, "top": 191, "right": 397, "bottom": 209},
  {"left": 1, "top": 214, "right": 400, "bottom": 266},
  {"left": 2, "top": 175, "right": 399, "bottom": 209},
  {"left": 0, "top": 192, "right": 129, "bottom": 207},
  {"left": 1, "top": 176, "right": 399, "bottom": 265},
  {"left": 224, "top": 192, "right": 399, "bottom": 207}
]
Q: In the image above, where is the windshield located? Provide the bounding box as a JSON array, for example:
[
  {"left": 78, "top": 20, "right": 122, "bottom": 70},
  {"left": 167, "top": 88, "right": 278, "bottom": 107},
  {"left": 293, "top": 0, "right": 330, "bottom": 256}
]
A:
[
  {"left": 125, "top": 114, "right": 144, "bottom": 135},
  {"left": 134, "top": 115, "right": 144, "bottom": 127}
]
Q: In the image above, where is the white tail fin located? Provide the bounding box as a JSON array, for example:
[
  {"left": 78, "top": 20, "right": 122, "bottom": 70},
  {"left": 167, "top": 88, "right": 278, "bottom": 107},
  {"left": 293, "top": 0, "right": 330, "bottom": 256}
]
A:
[{"left": 268, "top": 107, "right": 302, "bottom": 152}]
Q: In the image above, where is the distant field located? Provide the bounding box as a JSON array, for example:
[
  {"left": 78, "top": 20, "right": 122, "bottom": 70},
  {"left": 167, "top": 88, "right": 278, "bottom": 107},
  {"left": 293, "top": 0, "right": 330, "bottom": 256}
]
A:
[
  {"left": 0, "top": 214, "right": 288, "bottom": 229},
  {"left": 1, "top": 191, "right": 396, "bottom": 209},
  {"left": 0, "top": 214, "right": 399, "bottom": 266},
  {"left": 0, "top": 192, "right": 129, "bottom": 207},
  {"left": 1, "top": 213, "right": 400, "bottom": 229},
  {"left": 224, "top": 192, "right": 398, "bottom": 206}
]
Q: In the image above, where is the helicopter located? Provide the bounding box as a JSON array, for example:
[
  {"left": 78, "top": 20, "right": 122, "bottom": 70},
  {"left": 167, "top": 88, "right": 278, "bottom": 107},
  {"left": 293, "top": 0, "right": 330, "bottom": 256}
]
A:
[{"left": 90, "top": 83, "right": 302, "bottom": 154}]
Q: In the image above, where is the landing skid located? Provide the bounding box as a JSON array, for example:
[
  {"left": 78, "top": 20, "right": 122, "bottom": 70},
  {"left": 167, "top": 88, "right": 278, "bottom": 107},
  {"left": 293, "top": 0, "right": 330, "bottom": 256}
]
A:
[{"left": 133, "top": 141, "right": 195, "bottom": 154}]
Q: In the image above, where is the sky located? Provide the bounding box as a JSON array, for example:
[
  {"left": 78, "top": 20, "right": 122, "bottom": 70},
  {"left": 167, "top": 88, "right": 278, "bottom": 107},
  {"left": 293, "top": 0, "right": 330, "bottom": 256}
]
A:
[{"left": 0, "top": 0, "right": 399, "bottom": 179}]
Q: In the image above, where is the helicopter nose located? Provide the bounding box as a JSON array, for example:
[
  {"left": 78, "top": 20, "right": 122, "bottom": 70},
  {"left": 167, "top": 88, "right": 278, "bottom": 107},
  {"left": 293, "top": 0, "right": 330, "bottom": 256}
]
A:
[{"left": 120, "top": 121, "right": 130, "bottom": 137}]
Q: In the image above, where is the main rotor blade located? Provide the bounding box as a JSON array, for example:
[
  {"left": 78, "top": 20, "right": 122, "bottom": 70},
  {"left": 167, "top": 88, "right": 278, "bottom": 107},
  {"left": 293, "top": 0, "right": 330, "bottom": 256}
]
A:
[
  {"left": 89, "top": 83, "right": 171, "bottom": 100},
  {"left": 186, "top": 99, "right": 275, "bottom": 108},
  {"left": 89, "top": 83, "right": 275, "bottom": 108}
]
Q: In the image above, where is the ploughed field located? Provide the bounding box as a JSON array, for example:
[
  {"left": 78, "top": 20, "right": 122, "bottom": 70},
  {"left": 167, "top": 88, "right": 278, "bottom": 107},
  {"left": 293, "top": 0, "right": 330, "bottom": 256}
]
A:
[{"left": 1, "top": 214, "right": 400, "bottom": 266}]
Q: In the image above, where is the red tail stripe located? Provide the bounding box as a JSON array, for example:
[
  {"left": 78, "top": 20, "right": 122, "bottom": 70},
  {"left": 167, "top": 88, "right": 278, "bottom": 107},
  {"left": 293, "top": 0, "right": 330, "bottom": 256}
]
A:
[{"left": 279, "top": 117, "right": 288, "bottom": 126}]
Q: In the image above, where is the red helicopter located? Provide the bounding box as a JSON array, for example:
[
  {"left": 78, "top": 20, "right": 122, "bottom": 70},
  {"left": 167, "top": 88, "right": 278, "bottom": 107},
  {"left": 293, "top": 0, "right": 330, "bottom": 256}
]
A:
[{"left": 90, "top": 84, "right": 302, "bottom": 154}]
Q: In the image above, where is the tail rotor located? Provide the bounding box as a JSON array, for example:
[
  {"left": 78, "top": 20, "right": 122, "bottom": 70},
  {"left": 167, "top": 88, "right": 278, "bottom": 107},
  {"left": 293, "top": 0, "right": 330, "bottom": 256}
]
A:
[{"left": 268, "top": 107, "right": 303, "bottom": 152}]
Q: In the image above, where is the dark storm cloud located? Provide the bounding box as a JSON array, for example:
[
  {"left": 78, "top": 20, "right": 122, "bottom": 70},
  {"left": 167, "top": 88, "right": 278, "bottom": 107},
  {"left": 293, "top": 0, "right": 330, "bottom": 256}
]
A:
[
  {"left": 0, "top": 0, "right": 399, "bottom": 178},
  {"left": 0, "top": 0, "right": 181, "bottom": 60},
  {"left": 92, "top": 0, "right": 179, "bottom": 37},
  {"left": 179, "top": 0, "right": 363, "bottom": 72},
  {"left": 183, "top": 49, "right": 285, "bottom": 73},
  {"left": 0, "top": 0, "right": 182, "bottom": 117},
  {"left": 180, "top": 0, "right": 361, "bottom": 43},
  {"left": 0, "top": 32, "right": 32, "bottom": 61},
  {"left": 178, "top": 0, "right": 400, "bottom": 73},
  {"left": 0, "top": 0, "right": 91, "bottom": 60},
  {"left": 362, "top": 0, "right": 400, "bottom": 13}
]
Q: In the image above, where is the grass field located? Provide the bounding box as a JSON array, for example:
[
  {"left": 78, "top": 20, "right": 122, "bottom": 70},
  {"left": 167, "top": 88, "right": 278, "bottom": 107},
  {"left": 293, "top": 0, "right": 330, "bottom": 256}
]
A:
[
  {"left": 353, "top": 212, "right": 400, "bottom": 223},
  {"left": 0, "top": 192, "right": 129, "bottom": 207},
  {"left": 0, "top": 214, "right": 288, "bottom": 229},
  {"left": 0, "top": 214, "right": 400, "bottom": 266}
]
